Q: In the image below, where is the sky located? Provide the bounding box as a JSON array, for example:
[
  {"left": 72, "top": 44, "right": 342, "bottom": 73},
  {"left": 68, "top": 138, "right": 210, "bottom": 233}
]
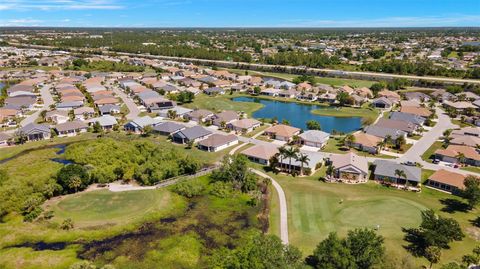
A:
[{"left": 0, "top": 0, "right": 479, "bottom": 28}]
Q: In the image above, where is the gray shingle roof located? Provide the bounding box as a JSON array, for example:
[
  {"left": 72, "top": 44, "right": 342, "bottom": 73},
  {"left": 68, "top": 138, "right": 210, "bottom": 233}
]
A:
[{"left": 373, "top": 160, "right": 421, "bottom": 182}]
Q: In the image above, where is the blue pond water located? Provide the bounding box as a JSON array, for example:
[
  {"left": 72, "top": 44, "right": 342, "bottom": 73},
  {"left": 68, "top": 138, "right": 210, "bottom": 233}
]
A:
[{"left": 232, "top": 97, "right": 362, "bottom": 133}]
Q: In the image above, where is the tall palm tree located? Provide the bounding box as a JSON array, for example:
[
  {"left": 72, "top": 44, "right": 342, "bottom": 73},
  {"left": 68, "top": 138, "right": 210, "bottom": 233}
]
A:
[
  {"left": 284, "top": 147, "right": 299, "bottom": 173},
  {"left": 376, "top": 141, "right": 385, "bottom": 153},
  {"left": 296, "top": 153, "right": 310, "bottom": 176},
  {"left": 278, "top": 146, "right": 287, "bottom": 170},
  {"left": 455, "top": 153, "right": 466, "bottom": 165},
  {"left": 394, "top": 169, "right": 407, "bottom": 188},
  {"left": 385, "top": 135, "right": 393, "bottom": 148}
]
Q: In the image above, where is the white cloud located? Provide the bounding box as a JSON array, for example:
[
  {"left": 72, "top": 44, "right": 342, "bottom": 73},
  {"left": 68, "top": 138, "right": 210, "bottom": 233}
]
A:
[
  {"left": 279, "top": 15, "right": 480, "bottom": 27},
  {"left": 0, "top": 0, "right": 124, "bottom": 11}
]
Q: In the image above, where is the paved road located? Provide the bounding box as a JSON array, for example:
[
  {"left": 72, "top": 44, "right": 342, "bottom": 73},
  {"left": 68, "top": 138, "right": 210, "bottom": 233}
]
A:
[
  {"left": 112, "top": 87, "right": 140, "bottom": 120},
  {"left": 399, "top": 107, "right": 457, "bottom": 163},
  {"left": 20, "top": 85, "right": 54, "bottom": 127},
  {"left": 251, "top": 168, "right": 289, "bottom": 245}
]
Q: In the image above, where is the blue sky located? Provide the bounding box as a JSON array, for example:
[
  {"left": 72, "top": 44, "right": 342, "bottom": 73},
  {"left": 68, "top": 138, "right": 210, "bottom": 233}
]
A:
[{"left": 0, "top": 0, "right": 479, "bottom": 27}]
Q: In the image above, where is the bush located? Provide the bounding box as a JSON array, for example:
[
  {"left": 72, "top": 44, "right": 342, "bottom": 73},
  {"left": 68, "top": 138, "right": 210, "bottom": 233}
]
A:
[
  {"left": 209, "top": 181, "right": 234, "bottom": 198},
  {"left": 171, "top": 179, "right": 206, "bottom": 198},
  {"left": 61, "top": 218, "right": 74, "bottom": 230}
]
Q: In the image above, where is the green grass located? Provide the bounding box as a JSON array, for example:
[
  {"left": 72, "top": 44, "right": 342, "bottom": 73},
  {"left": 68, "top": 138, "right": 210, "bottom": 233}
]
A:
[
  {"left": 422, "top": 141, "right": 444, "bottom": 162},
  {"left": 185, "top": 93, "right": 264, "bottom": 116},
  {"left": 452, "top": 120, "right": 475, "bottom": 128},
  {"left": 323, "top": 136, "right": 395, "bottom": 159},
  {"left": 460, "top": 166, "right": 480, "bottom": 174},
  {"left": 46, "top": 189, "right": 177, "bottom": 228},
  {"left": 311, "top": 106, "right": 380, "bottom": 124},
  {"left": 273, "top": 176, "right": 478, "bottom": 266}
]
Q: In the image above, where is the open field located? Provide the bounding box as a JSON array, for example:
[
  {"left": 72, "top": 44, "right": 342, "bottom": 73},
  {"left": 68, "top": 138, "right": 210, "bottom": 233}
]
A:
[
  {"left": 273, "top": 176, "right": 479, "bottom": 266},
  {"left": 184, "top": 93, "right": 264, "bottom": 116},
  {"left": 46, "top": 189, "right": 176, "bottom": 228}
]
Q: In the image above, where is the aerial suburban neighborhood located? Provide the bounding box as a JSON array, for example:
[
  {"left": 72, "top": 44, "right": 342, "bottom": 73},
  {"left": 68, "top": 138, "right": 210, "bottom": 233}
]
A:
[{"left": 0, "top": 1, "right": 480, "bottom": 269}]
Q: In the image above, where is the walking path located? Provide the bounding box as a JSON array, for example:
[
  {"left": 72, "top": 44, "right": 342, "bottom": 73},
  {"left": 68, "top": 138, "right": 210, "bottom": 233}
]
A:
[{"left": 251, "top": 168, "right": 289, "bottom": 245}]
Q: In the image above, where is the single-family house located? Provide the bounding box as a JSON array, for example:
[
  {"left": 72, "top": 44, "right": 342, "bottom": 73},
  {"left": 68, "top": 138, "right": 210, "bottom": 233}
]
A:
[
  {"left": 427, "top": 169, "right": 466, "bottom": 194},
  {"left": 54, "top": 120, "right": 88, "bottom": 137},
  {"left": 88, "top": 115, "right": 118, "bottom": 131},
  {"left": 372, "top": 97, "right": 393, "bottom": 109},
  {"left": 172, "top": 126, "right": 212, "bottom": 144},
  {"left": 124, "top": 116, "right": 162, "bottom": 133},
  {"left": 45, "top": 110, "right": 69, "bottom": 124},
  {"left": 186, "top": 109, "right": 214, "bottom": 123},
  {"left": 228, "top": 118, "right": 261, "bottom": 134},
  {"left": 373, "top": 160, "right": 421, "bottom": 189},
  {"left": 435, "top": 145, "right": 480, "bottom": 166},
  {"left": 389, "top": 112, "right": 426, "bottom": 126},
  {"left": 328, "top": 152, "right": 369, "bottom": 183},
  {"left": 241, "top": 144, "right": 279, "bottom": 165},
  {"left": 350, "top": 132, "right": 383, "bottom": 154},
  {"left": 264, "top": 124, "right": 301, "bottom": 142},
  {"left": 152, "top": 122, "right": 186, "bottom": 136},
  {"left": 18, "top": 123, "right": 51, "bottom": 141},
  {"left": 298, "top": 130, "right": 330, "bottom": 148},
  {"left": 211, "top": 111, "right": 239, "bottom": 127},
  {"left": 197, "top": 134, "right": 238, "bottom": 152}
]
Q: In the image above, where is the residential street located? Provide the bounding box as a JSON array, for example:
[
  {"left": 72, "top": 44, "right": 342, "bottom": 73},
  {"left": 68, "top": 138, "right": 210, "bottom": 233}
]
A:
[
  {"left": 399, "top": 107, "right": 457, "bottom": 163},
  {"left": 112, "top": 86, "right": 140, "bottom": 120},
  {"left": 20, "top": 84, "right": 54, "bottom": 127}
]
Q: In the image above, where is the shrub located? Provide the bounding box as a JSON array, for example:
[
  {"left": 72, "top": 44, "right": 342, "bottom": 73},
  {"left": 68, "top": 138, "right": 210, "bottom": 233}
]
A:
[{"left": 171, "top": 179, "right": 206, "bottom": 198}]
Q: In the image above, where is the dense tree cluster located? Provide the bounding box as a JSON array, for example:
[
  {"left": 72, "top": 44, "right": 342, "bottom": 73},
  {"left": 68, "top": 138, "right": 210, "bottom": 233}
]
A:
[
  {"left": 67, "top": 59, "right": 145, "bottom": 72},
  {"left": 211, "top": 155, "right": 258, "bottom": 193},
  {"left": 209, "top": 233, "right": 303, "bottom": 269},
  {"left": 361, "top": 59, "right": 480, "bottom": 79},
  {"left": 65, "top": 138, "right": 203, "bottom": 185},
  {"left": 309, "top": 229, "right": 385, "bottom": 269}
]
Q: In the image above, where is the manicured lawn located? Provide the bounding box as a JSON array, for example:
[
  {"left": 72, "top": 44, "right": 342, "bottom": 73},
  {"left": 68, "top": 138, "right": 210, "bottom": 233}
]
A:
[
  {"left": 323, "top": 136, "right": 395, "bottom": 159},
  {"left": 311, "top": 106, "right": 380, "bottom": 125},
  {"left": 460, "top": 166, "right": 480, "bottom": 174},
  {"left": 422, "top": 141, "right": 444, "bottom": 162},
  {"left": 46, "top": 189, "right": 179, "bottom": 228},
  {"left": 273, "top": 176, "right": 479, "bottom": 266},
  {"left": 452, "top": 119, "right": 475, "bottom": 128},
  {"left": 185, "top": 93, "right": 263, "bottom": 116}
]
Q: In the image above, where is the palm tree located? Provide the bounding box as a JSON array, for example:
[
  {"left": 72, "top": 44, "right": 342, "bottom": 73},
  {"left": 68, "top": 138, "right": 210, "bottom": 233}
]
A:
[
  {"left": 278, "top": 146, "right": 287, "bottom": 170},
  {"left": 296, "top": 153, "right": 310, "bottom": 176},
  {"left": 167, "top": 109, "right": 177, "bottom": 120},
  {"left": 284, "top": 147, "right": 299, "bottom": 173},
  {"left": 376, "top": 141, "right": 385, "bottom": 153},
  {"left": 455, "top": 153, "right": 466, "bottom": 166},
  {"left": 385, "top": 135, "right": 393, "bottom": 148},
  {"left": 394, "top": 169, "right": 407, "bottom": 188},
  {"left": 344, "top": 134, "right": 355, "bottom": 148}
]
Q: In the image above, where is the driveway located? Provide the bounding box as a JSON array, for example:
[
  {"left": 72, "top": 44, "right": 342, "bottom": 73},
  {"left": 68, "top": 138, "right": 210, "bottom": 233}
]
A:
[
  {"left": 112, "top": 87, "right": 140, "bottom": 120},
  {"left": 20, "top": 84, "right": 54, "bottom": 127}
]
